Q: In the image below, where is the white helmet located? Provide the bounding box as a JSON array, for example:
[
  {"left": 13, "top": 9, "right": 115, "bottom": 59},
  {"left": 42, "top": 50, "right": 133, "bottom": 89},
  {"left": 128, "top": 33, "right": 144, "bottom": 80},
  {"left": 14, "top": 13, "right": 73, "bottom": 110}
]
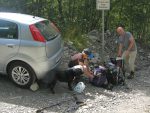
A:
[{"left": 74, "top": 82, "right": 85, "bottom": 93}]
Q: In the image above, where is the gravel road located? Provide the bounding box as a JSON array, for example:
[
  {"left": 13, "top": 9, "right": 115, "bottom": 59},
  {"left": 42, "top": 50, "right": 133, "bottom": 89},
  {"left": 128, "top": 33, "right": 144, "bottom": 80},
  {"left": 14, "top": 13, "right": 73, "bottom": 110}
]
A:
[{"left": 0, "top": 65, "right": 150, "bottom": 113}]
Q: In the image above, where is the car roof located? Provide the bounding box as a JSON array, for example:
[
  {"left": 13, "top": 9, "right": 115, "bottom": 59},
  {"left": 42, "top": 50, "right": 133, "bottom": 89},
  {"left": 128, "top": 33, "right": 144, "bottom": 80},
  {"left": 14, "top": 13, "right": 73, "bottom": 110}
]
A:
[{"left": 0, "top": 12, "right": 46, "bottom": 25}]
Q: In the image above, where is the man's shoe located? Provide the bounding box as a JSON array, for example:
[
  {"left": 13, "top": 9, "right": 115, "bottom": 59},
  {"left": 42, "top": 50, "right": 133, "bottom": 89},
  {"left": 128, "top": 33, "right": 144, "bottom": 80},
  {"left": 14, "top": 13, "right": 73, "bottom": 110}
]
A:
[{"left": 127, "top": 71, "right": 134, "bottom": 79}]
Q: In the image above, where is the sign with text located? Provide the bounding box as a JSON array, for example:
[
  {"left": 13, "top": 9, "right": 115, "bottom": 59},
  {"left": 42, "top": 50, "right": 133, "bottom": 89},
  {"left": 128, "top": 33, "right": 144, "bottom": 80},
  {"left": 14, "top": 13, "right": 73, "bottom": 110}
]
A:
[{"left": 96, "top": 0, "right": 110, "bottom": 10}]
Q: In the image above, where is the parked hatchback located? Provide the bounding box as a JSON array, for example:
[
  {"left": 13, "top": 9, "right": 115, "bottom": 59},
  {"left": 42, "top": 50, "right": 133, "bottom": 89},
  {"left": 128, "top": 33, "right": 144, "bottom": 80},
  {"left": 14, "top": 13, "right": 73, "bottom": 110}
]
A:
[{"left": 0, "top": 12, "right": 63, "bottom": 88}]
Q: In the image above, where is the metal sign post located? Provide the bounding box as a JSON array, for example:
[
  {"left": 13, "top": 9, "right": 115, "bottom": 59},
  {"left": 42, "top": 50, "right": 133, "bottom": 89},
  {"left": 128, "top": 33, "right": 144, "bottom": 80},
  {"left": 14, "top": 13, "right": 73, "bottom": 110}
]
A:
[
  {"left": 102, "top": 10, "right": 105, "bottom": 62},
  {"left": 96, "top": 0, "right": 110, "bottom": 62}
]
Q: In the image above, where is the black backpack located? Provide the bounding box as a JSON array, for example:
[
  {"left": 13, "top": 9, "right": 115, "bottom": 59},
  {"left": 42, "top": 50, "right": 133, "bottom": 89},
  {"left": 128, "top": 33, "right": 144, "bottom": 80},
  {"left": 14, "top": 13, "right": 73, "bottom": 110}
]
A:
[{"left": 105, "top": 61, "right": 125, "bottom": 85}]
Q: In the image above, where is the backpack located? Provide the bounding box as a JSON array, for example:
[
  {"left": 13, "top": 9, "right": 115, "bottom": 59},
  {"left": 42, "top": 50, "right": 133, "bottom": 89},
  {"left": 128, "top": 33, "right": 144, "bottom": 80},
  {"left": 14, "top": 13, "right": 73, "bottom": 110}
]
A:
[
  {"left": 105, "top": 60, "right": 125, "bottom": 85},
  {"left": 90, "top": 66, "right": 108, "bottom": 87}
]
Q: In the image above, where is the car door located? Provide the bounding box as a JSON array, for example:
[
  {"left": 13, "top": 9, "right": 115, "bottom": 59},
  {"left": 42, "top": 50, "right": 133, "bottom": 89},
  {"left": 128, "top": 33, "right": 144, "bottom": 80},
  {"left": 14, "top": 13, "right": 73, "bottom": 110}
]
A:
[{"left": 0, "top": 19, "right": 20, "bottom": 72}]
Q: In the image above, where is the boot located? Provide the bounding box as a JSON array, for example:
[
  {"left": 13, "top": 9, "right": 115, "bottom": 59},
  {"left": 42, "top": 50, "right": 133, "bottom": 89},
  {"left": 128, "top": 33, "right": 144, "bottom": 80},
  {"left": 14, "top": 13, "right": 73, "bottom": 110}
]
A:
[{"left": 127, "top": 71, "right": 134, "bottom": 79}]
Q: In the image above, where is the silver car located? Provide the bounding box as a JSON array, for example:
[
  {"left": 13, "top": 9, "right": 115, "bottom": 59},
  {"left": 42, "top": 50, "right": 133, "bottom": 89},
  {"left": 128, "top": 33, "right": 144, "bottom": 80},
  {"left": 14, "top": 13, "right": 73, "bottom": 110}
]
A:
[{"left": 0, "top": 12, "right": 63, "bottom": 88}]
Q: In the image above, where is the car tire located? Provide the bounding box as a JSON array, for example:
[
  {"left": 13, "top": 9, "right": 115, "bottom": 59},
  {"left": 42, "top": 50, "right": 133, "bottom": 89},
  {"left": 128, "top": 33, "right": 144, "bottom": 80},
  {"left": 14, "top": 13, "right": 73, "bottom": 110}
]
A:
[{"left": 8, "top": 62, "right": 36, "bottom": 88}]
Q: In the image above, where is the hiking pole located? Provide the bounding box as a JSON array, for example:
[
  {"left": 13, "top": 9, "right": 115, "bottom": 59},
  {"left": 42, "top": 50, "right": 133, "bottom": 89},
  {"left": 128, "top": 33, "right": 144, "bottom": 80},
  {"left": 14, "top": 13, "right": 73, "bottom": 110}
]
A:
[
  {"left": 63, "top": 102, "right": 86, "bottom": 113},
  {"left": 36, "top": 97, "right": 73, "bottom": 113},
  {"left": 62, "top": 92, "right": 86, "bottom": 113}
]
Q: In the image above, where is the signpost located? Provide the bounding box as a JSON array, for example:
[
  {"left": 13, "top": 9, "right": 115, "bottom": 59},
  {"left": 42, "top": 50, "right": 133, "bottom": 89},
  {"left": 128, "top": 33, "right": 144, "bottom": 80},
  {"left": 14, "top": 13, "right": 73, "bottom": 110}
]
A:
[
  {"left": 96, "top": 0, "right": 110, "bottom": 62},
  {"left": 96, "top": 0, "right": 110, "bottom": 10}
]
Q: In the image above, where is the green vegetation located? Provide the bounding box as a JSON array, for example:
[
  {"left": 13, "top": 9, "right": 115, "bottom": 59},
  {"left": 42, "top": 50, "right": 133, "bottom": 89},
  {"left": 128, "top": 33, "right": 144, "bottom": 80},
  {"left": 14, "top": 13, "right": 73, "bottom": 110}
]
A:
[
  {"left": 62, "top": 24, "right": 88, "bottom": 50},
  {"left": 1, "top": 0, "right": 150, "bottom": 49}
]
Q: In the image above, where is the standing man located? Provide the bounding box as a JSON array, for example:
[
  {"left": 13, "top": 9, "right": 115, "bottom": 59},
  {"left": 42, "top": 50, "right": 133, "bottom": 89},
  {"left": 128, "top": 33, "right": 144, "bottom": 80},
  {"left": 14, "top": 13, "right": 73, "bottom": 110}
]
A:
[{"left": 116, "top": 27, "right": 137, "bottom": 79}]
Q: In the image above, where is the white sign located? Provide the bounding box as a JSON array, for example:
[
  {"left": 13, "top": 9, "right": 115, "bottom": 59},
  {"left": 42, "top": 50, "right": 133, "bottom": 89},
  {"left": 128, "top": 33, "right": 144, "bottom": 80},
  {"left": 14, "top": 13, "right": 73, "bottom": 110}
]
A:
[{"left": 96, "top": 0, "right": 110, "bottom": 10}]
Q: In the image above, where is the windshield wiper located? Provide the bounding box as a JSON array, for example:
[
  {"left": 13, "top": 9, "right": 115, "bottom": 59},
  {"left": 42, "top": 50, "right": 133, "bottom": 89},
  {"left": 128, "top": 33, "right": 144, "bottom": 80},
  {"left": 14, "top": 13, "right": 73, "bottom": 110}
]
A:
[{"left": 47, "top": 34, "right": 58, "bottom": 41}]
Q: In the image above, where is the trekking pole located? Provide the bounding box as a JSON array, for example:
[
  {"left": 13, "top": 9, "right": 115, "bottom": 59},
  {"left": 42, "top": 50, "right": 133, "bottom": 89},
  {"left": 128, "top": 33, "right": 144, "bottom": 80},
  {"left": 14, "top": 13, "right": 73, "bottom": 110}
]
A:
[
  {"left": 36, "top": 97, "right": 73, "bottom": 113},
  {"left": 63, "top": 102, "right": 86, "bottom": 113},
  {"left": 121, "top": 58, "right": 130, "bottom": 89},
  {"left": 36, "top": 92, "right": 85, "bottom": 113}
]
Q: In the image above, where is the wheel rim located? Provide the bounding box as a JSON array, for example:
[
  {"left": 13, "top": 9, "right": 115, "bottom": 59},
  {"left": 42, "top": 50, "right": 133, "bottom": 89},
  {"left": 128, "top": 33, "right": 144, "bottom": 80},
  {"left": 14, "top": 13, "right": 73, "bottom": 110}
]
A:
[{"left": 11, "top": 66, "right": 30, "bottom": 85}]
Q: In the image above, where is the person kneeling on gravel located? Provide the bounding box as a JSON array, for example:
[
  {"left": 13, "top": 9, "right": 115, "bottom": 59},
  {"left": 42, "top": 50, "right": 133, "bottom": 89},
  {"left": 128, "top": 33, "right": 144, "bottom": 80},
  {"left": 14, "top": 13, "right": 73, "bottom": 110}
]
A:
[
  {"left": 68, "top": 48, "right": 94, "bottom": 79},
  {"left": 76, "top": 60, "right": 94, "bottom": 80}
]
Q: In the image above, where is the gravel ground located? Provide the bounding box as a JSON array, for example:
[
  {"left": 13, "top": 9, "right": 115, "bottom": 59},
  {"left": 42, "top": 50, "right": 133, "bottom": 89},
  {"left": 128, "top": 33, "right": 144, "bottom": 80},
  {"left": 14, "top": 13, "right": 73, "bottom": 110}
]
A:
[
  {"left": 0, "top": 32, "right": 150, "bottom": 113},
  {"left": 0, "top": 65, "right": 150, "bottom": 113}
]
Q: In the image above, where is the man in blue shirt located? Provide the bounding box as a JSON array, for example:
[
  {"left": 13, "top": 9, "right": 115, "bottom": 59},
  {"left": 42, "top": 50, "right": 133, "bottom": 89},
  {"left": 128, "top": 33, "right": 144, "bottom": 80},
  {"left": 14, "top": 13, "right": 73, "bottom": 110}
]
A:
[{"left": 116, "top": 27, "right": 137, "bottom": 79}]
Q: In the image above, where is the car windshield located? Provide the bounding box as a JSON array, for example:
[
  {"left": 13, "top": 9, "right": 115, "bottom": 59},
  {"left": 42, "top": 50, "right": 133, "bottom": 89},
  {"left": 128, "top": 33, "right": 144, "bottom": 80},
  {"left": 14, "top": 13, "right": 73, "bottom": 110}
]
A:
[{"left": 35, "top": 20, "right": 59, "bottom": 41}]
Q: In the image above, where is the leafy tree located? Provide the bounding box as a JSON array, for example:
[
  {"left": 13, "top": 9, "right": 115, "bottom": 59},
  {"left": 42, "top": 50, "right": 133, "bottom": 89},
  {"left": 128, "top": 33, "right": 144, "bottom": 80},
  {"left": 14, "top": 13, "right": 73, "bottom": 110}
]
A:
[{"left": 1, "top": 0, "right": 150, "bottom": 47}]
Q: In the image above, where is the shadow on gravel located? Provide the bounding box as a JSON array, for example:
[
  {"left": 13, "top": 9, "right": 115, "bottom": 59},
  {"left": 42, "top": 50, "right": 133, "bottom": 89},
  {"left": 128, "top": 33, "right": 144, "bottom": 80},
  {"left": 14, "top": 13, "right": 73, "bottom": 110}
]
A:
[{"left": 0, "top": 74, "right": 95, "bottom": 113}]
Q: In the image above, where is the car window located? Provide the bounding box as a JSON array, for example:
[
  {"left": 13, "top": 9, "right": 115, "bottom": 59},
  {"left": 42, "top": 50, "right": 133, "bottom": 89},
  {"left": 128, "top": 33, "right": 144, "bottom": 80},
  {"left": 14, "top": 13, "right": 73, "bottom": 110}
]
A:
[
  {"left": 0, "top": 19, "right": 18, "bottom": 39},
  {"left": 35, "top": 20, "right": 59, "bottom": 41}
]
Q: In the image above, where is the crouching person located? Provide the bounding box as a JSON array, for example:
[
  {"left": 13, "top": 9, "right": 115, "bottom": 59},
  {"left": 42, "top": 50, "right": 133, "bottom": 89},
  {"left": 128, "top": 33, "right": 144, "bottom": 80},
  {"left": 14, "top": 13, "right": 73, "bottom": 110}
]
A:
[
  {"left": 68, "top": 48, "right": 94, "bottom": 80},
  {"left": 73, "top": 60, "right": 94, "bottom": 80},
  {"left": 68, "top": 48, "right": 92, "bottom": 69},
  {"left": 49, "top": 60, "right": 94, "bottom": 94}
]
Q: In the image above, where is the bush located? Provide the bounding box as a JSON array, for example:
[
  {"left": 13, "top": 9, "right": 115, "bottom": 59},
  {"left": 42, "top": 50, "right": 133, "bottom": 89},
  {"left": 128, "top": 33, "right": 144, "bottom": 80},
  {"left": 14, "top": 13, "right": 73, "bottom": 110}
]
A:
[{"left": 62, "top": 24, "right": 88, "bottom": 50}]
